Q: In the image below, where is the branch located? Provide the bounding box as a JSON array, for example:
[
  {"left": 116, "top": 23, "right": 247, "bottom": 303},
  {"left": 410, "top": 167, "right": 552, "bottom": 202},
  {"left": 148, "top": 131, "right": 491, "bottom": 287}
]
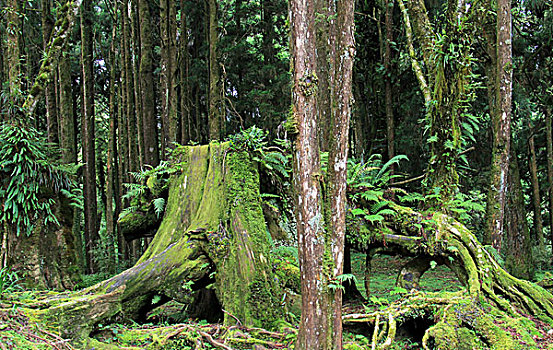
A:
[
  {"left": 23, "top": 0, "right": 83, "bottom": 118},
  {"left": 397, "top": 0, "right": 432, "bottom": 105}
]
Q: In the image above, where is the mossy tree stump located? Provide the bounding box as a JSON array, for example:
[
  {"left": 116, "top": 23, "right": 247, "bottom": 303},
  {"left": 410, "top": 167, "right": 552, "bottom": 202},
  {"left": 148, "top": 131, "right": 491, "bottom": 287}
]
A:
[{"left": 7, "top": 143, "right": 285, "bottom": 346}]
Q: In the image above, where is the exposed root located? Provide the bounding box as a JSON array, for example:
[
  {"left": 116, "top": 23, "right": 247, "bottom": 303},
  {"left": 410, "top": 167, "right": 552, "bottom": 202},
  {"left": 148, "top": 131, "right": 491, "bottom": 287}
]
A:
[{"left": 344, "top": 291, "right": 553, "bottom": 349}]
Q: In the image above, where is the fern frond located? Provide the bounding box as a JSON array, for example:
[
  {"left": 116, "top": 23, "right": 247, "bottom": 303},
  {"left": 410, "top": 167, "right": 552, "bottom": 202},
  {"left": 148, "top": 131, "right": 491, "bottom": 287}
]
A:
[{"left": 153, "top": 198, "right": 166, "bottom": 218}]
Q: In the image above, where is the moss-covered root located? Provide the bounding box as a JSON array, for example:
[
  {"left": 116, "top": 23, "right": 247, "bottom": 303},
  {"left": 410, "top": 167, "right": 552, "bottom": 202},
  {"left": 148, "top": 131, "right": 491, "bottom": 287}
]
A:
[
  {"left": 344, "top": 292, "right": 549, "bottom": 350},
  {"left": 366, "top": 204, "right": 553, "bottom": 323}
]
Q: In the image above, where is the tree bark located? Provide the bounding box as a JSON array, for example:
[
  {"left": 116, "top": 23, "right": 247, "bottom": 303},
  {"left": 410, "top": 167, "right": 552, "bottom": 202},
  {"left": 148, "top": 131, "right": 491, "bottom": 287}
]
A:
[
  {"left": 138, "top": 0, "right": 159, "bottom": 167},
  {"left": 397, "top": 0, "right": 474, "bottom": 204},
  {"left": 324, "top": 0, "right": 355, "bottom": 347},
  {"left": 160, "top": 0, "right": 179, "bottom": 151},
  {"left": 179, "top": 0, "right": 192, "bottom": 144},
  {"left": 59, "top": 51, "right": 76, "bottom": 164},
  {"left": 384, "top": 0, "right": 395, "bottom": 170},
  {"left": 504, "top": 144, "right": 534, "bottom": 279},
  {"left": 528, "top": 125, "right": 545, "bottom": 260},
  {"left": 484, "top": 0, "right": 512, "bottom": 249},
  {"left": 6, "top": 0, "right": 21, "bottom": 114},
  {"left": 42, "top": 0, "right": 58, "bottom": 145},
  {"left": 289, "top": 0, "right": 326, "bottom": 347},
  {"left": 207, "top": 0, "right": 222, "bottom": 141},
  {"left": 131, "top": 0, "right": 144, "bottom": 169},
  {"left": 546, "top": 107, "right": 553, "bottom": 259},
  {"left": 81, "top": 0, "right": 99, "bottom": 273},
  {"left": 23, "top": 0, "right": 82, "bottom": 119},
  {"left": 106, "top": 9, "right": 120, "bottom": 272}
]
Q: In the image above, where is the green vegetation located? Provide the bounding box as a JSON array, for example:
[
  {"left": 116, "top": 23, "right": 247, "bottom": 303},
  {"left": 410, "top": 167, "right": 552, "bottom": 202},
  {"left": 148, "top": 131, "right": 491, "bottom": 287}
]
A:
[{"left": 1, "top": 0, "right": 553, "bottom": 348}]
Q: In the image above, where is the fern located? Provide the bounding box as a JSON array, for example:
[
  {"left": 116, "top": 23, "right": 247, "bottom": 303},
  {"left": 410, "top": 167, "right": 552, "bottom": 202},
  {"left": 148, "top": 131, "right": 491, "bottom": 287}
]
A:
[
  {"left": 122, "top": 183, "right": 147, "bottom": 201},
  {"left": 153, "top": 197, "right": 166, "bottom": 218},
  {"left": 119, "top": 206, "right": 138, "bottom": 220}
]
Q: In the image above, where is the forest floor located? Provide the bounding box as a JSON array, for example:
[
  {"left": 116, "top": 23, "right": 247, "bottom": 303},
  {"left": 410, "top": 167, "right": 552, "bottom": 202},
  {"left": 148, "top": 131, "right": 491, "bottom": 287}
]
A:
[{"left": 2, "top": 254, "right": 553, "bottom": 349}]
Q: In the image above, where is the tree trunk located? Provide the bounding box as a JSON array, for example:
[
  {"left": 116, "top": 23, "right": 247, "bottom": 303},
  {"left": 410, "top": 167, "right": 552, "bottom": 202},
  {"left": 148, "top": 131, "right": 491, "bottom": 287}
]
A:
[
  {"left": 384, "top": 0, "right": 394, "bottom": 170},
  {"left": 289, "top": 0, "right": 326, "bottom": 347},
  {"left": 315, "top": 0, "right": 332, "bottom": 153},
  {"left": 528, "top": 125, "right": 545, "bottom": 262},
  {"left": 23, "top": 0, "right": 82, "bottom": 119},
  {"left": 324, "top": 0, "right": 355, "bottom": 347},
  {"left": 6, "top": 191, "right": 80, "bottom": 290},
  {"left": 484, "top": 0, "right": 512, "bottom": 249},
  {"left": 6, "top": 0, "right": 21, "bottom": 114},
  {"left": 160, "top": 0, "right": 179, "bottom": 151},
  {"left": 138, "top": 0, "right": 159, "bottom": 167},
  {"left": 81, "top": 0, "right": 99, "bottom": 273},
  {"left": 397, "top": 0, "right": 475, "bottom": 205},
  {"left": 106, "top": 12, "right": 120, "bottom": 272},
  {"left": 179, "top": 0, "right": 192, "bottom": 144},
  {"left": 207, "top": 0, "right": 222, "bottom": 141},
  {"left": 13, "top": 144, "right": 285, "bottom": 345},
  {"left": 130, "top": 0, "right": 143, "bottom": 169},
  {"left": 546, "top": 107, "right": 553, "bottom": 260},
  {"left": 59, "top": 51, "right": 76, "bottom": 164},
  {"left": 504, "top": 144, "right": 534, "bottom": 279},
  {"left": 42, "top": 0, "right": 58, "bottom": 145}
]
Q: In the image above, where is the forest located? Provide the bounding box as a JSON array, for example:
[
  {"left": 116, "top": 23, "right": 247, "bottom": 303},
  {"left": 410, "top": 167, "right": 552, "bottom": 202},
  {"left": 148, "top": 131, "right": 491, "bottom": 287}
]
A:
[{"left": 0, "top": 0, "right": 552, "bottom": 349}]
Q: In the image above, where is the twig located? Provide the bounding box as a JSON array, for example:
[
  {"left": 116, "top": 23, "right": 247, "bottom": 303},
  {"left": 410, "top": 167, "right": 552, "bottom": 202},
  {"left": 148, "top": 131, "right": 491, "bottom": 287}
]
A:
[
  {"left": 222, "top": 309, "right": 242, "bottom": 326},
  {"left": 458, "top": 146, "right": 475, "bottom": 156},
  {"left": 199, "top": 330, "right": 234, "bottom": 350},
  {"left": 390, "top": 174, "right": 425, "bottom": 186}
]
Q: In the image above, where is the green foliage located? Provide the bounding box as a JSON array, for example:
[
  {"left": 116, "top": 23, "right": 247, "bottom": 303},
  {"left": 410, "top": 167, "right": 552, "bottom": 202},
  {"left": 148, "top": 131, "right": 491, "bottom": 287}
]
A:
[
  {"left": 347, "top": 155, "right": 408, "bottom": 227},
  {"left": 228, "top": 126, "right": 290, "bottom": 180},
  {"left": 0, "top": 122, "right": 72, "bottom": 236},
  {"left": 328, "top": 273, "right": 358, "bottom": 292},
  {"left": 347, "top": 154, "right": 408, "bottom": 190},
  {"left": 153, "top": 198, "right": 166, "bottom": 218},
  {"left": 60, "top": 187, "right": 84, "bottom": 211},
  {"left": 0, "top": 267, "right": 22, "bottom": 295},
  {"left": 228, "top": 126, "right": 268, "bottom": 152}
]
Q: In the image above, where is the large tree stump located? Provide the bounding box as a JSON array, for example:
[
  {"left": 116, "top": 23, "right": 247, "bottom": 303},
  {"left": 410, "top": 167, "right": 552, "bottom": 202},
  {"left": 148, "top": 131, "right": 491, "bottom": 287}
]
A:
[{"left": 4, "top": 143, "right": 285, "bottom": 346}]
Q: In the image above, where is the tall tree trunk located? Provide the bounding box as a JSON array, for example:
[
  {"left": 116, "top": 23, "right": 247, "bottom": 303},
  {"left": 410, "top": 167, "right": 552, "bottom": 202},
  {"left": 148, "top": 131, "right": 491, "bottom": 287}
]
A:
[
  {"left": 106, "top": 10, "right": 120, "bottom": 272},
  {"left": 160, "top": 0, "right": 178, "bottom": 152},
  {"left": 484, "top": 0, "right": 512, "bottom": 249},
  {"left": 324, "top": 0, "right": 355, "bottom": 347},
  {"left": 504, "top": 144, "right": 534, "bottom": 279},
  {"left": 528, "top": 126, "right": 545, "bottom": 260},
  {"left": 315, "top": 0, "right": 332, "bottom": 153},
  {"left": 59, "top": 52, "right": 76, "bottom": 164},
  {"left": 179, "top": 0, "right": 192, "bottom": 144},
  {"left": 138, "top": 0, "right": 159, "bottom": 167},
  {"left": 6, "top": 0, "right": 21, "bottom": 114},
  {"left": 546, "top": 107, "right": 553, "bottom": 259},
  {"left": 81, "top": 0, "right": 99, "bottom": 273},
  {"left": 397, "top": 0, "right": 473, "bottom": 205},
  {"left": 290, "top": 0, "right": 354, "bottom": 347},
  {"left": 384, "top": 0, "right": 394, "bottom": 169},
  {"left": 119, "top": 0, "right": 129, "bottom": 180},
  {"left": 42, "top": 0, "right": 58, "bottom": 145},
  {"left": 132, "top": 0, "right": 143, "bottom": 167},
  {"left": 207, "top": 0, "right": 221, "bottom": 141},
  {"left": 289, "top": 0, "right": 324, "bottom": 347}
]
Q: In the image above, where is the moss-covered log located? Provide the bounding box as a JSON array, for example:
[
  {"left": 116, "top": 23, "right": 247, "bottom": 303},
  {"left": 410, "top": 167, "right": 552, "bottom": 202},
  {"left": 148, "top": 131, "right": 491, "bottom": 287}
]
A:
[{"left": 3, "top": 143, "right": 285, "bottom": 346}]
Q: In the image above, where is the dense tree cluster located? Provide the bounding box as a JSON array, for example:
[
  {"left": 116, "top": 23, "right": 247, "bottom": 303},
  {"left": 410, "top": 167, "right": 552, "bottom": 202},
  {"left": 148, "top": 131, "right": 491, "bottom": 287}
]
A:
[{"left": 0, "top": 0, "right": 553, "bottom": 348}]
